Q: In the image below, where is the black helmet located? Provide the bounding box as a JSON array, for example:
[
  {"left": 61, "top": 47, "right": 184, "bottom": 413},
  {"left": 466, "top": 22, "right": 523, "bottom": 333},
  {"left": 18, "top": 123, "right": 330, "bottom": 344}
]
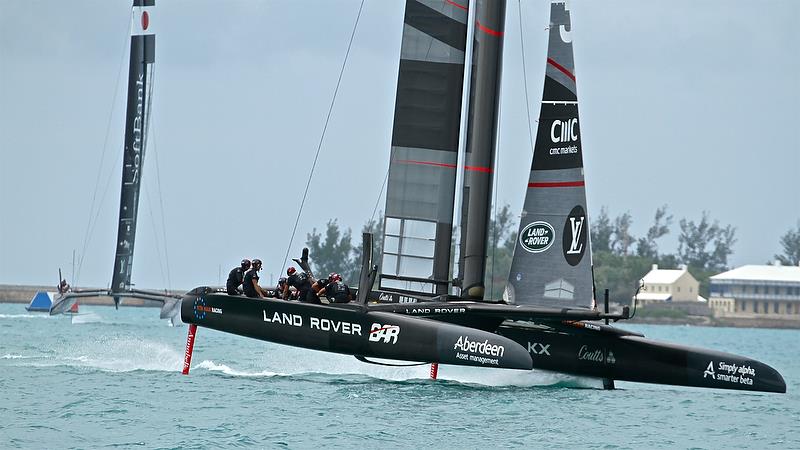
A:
[
  {"left": 241, "top": 259, "right": 251, "bottom": 269},
  {"left": 252, "top": 259, "right": 262, "bottom": 268},
  {"left": 278, "top": 277, "right": 287, "bottom": 286}
]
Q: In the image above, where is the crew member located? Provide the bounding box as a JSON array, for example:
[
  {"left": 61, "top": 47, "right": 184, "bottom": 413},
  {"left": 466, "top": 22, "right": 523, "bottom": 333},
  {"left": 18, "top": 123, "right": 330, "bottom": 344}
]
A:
[
  {"left": 284, "top": 267, "right": 317, "bottom": 304},
  {"left": 314, "top": 272, "right": 340, "bottom": 301},
  {"left": 325, "top": 273, "right": 352, "bottom": 304},
  {"left": 58, "top": 279, "right": 71, "bottom": 295},
  {"left": 310, "top": 275, "right": 332, "bottom": 303},
  {"left": 226, "top": 259, "right": 251, "bottom": 295},
  {"left": 243, "top": 259, "right": 266, "bottom": 298},
  {"left": 274, "top": 277, "right": 288, "bottom": 299}
]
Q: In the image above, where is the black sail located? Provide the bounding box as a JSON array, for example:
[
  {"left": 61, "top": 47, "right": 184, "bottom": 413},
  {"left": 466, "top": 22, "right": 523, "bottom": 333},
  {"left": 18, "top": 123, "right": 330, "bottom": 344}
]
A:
[
  {"left": 505, "top": 1, "right": 593, "bottom": 309},
  {"left": 379, "top": 0, "right": 470, "bottom": 296},
  {"left": 111, "top": 0, "right": 155, "bottom": 305}
]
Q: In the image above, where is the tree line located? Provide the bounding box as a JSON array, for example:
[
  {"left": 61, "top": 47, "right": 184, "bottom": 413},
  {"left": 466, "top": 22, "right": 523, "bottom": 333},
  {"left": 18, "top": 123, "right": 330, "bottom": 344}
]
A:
[{"left": 304, "top": 209, "right": 800, "bottom": 304}]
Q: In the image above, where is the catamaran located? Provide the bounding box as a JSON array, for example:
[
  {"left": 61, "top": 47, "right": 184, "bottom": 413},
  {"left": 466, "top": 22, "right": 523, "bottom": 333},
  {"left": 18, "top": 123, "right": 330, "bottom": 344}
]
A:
[
  {"left": 50, "top": 0, "right": 182, "bottom": 321},
  {"left": 74, "top": 0, "right": 783, "bottom": 392}
]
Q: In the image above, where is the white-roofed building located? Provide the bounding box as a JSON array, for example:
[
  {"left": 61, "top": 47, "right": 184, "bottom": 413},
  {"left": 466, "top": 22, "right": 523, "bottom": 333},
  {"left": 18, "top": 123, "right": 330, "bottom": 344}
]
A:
[
  {"left": 708, "top": 264, "right": 800, "bottom": 323},
  {"left": 635, "top": 264, "right": 703, "bottom": 305}
]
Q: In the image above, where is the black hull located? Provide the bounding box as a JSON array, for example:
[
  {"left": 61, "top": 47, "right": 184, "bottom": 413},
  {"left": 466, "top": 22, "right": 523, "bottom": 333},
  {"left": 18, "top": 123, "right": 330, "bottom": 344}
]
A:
[
  {"left": 180, "top": 289, "right": 532, "bottom": 371},
  {"left": 498, "top": 325, "right": 786, "bottom": 393},
  {"left": 181, "top": 288, "right": 785, "bottom": 393}
]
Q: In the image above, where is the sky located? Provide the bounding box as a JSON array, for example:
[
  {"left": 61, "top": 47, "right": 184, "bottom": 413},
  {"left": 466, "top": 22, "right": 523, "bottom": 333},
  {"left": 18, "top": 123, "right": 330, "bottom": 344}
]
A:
[{"left": 1, "top": 0, "right": 798, "bottom": 291}]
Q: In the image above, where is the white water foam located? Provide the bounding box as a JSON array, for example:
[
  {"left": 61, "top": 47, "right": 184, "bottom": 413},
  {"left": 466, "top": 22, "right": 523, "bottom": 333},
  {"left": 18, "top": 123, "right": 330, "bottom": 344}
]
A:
[
  {"left": 194, "top": 360, "right": 284, "bottom": 378},
  {"left": 18, "top": 337, "right": 185, "bottom": 373},
  {"left": 2, "top": 354, "right": 41, "bottom": 360},
  {"left": 70, "top": 312, "right": 104, "bottom": 324},
  {"left": 0, "top": 313, "right": 56, "bottom": 319},
  {"left": 68, "top": 338, "right": 184, "bottom": 372},
  {"left": 226, "top": 343, "right": 586, "bottom": 388}
]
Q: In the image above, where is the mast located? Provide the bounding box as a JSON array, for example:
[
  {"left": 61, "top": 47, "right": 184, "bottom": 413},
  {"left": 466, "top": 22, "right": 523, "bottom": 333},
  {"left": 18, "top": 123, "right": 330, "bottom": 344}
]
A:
[
  {"left": 459, "top": 0, "right": 506, "bottom": 300},
  {"left": 110, "top": 0, "right": 155, "bottom": 307},
  {"left": 450, "top": 0, "right": 478, "bottom": 298}
]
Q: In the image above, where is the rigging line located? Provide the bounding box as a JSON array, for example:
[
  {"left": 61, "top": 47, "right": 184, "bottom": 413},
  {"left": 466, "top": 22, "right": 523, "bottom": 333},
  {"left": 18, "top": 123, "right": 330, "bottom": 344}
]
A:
[
  {"left": 370, "top": 167, "right": 389, "bottom": 224},
  {"left": 76, "top": 15, "right": 132, "bottom": 284},
  {"left": 143, "top": 176, "right": 168, "bottom": 290},
  {"left": 280, "top": 0, "right": 366, "bottom": 272},
  {"left": 144, "top": 65, "right": 171, "bottom": 290},
  {"left": 152, "top": 113, "right": 172, "bottom": 291},
  {"left": 517, "top": 0, "right": 535, "bottom": 154},
  {"left": 82, "top": 143, "right": 124, "bottom": 286}
]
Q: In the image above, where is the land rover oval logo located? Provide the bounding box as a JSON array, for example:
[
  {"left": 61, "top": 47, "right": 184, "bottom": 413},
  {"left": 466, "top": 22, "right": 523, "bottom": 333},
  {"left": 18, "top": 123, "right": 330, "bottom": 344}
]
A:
[{"left": 519, "top": 221, "right": 555, "bottom": 253}]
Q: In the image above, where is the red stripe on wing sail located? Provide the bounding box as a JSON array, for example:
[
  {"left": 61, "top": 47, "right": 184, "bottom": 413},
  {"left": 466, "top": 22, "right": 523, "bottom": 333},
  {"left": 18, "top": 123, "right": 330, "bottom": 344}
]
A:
[
  {"left": 446, "top": 0, "right": 468, "bottom": 11},
  {"left": 397, "top": 160, "right": 492, "bottom": 173},
  {"left": 547, "top": 57, "right": 575, "bottom": 82}
]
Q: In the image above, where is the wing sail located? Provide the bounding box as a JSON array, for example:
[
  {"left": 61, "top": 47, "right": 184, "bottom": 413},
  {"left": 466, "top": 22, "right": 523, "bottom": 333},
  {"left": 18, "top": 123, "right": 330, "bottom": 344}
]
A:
[
  {"left": 506, "top": 1, "right": 593, "bottom": 309},
  {"left": 110, "top": 0, "right": 156, "bottom": 305},
  {"left": 379, "top": 0, "right": 471, "bottom": 297}
]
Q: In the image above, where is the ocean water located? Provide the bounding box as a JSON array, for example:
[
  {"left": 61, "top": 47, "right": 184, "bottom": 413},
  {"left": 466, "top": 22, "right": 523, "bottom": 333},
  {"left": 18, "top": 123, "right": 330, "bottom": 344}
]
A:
[{"left": 1, "top": 303, "right": 798, "bottom": 449}]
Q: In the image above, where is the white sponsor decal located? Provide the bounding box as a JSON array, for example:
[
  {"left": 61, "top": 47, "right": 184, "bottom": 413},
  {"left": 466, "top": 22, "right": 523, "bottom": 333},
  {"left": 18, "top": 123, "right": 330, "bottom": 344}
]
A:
[
  {"left": 131, "top": 74, "right": 144, "bottom": 184},
  {"left": 566, "top": 216, "right": 585, "bottom": 255},
  {"left": 582, "top": 322, "right": 601, "bottom": 331},
  {"left": 527, "top": 342, "right": 551, "bottom": 356},
  {"left": 703, "top": 360, "right": 756, "bottom": 386},
  {"left": 453, "top": 335, "right": 505, "bottom": 367},
  {"left": 406, "top": 307, "right": 466, "bottom": 315},
  {"left": 550, "top": 118, "right": 578, "bottom": 143},
  {"left": 262, "top": 310, "right": 362, "bottom": 336},
  {"left": 577, "top": 345, "right": 615, "bottom": 364},
  {"left": 310, "top": 317, "right": 360, "bottom": 335},
  {"left": 263, "top": 310, "right": 302, "bottom": 326},
  {"left": 559, "top": 3, "right": 572, "bottom": 43},
  {"left": 703, "top": 361, "right": 715, "bottom": 379},
  {"left": 519, "top": 221, "right": 555, "bottom": 253},
  {"left": 378, "top": 293, "right": 416, "bottom": 303},
  {"left": 549, "top": 145, "right": 578, "bottom": 156},
  {"left": 398, "top": 295, "right": 417, "bottom": 303},
  {"left": 368, "top": 323, "right": 400, "bottom": 344}
]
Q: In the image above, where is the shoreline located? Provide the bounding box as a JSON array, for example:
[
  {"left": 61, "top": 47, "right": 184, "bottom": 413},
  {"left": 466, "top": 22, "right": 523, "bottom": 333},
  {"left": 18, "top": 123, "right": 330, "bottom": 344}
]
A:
[{"left": 3, "top": 284, "right": 798, "bottom": 329}]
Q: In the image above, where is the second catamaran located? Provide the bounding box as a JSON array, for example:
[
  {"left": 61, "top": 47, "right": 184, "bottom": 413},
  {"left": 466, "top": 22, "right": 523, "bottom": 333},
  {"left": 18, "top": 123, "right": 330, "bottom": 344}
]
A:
[
  {"left": 178, "top": 0, "right": 785, "bottom": 393},
  {"left": 50, "top": 0, "right": 182, "bottom": 320}
]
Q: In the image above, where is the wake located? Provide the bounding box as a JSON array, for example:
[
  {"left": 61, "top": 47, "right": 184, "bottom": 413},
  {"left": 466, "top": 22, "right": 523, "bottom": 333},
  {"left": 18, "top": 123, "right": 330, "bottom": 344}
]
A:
[
  {"left": 70, "top": 312, "right": 104, "bottom": 324},
  {"left": 0, "top": 313, "right": 57, "bottom": 319},
  {"left": 3, "top": 326, "right": 597, "bottom": 388},
  {"left": 188, "top": 343, "right": 598, "bottom": 389},
  {"left": 4, "top": 337, "right": 184, "bottom": 373}
]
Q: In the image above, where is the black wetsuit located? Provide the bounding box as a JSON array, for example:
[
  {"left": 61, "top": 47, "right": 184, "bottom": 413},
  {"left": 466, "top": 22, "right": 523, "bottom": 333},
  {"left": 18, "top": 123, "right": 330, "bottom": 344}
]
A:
[
  {"left": 226, "top": 267, "right": 246, "bottom": 295},
  {"left": 242, "top": 269, "right": 260, "bottom": 298},
  {"left": 310, "top": 278, "right": 330, "bottom": 303},
  {"left": 326, "top": 281, "right": 351, "bottom": 303},
  {"left": 288, "top": 272, "right": 316, "bottom": 304}
]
